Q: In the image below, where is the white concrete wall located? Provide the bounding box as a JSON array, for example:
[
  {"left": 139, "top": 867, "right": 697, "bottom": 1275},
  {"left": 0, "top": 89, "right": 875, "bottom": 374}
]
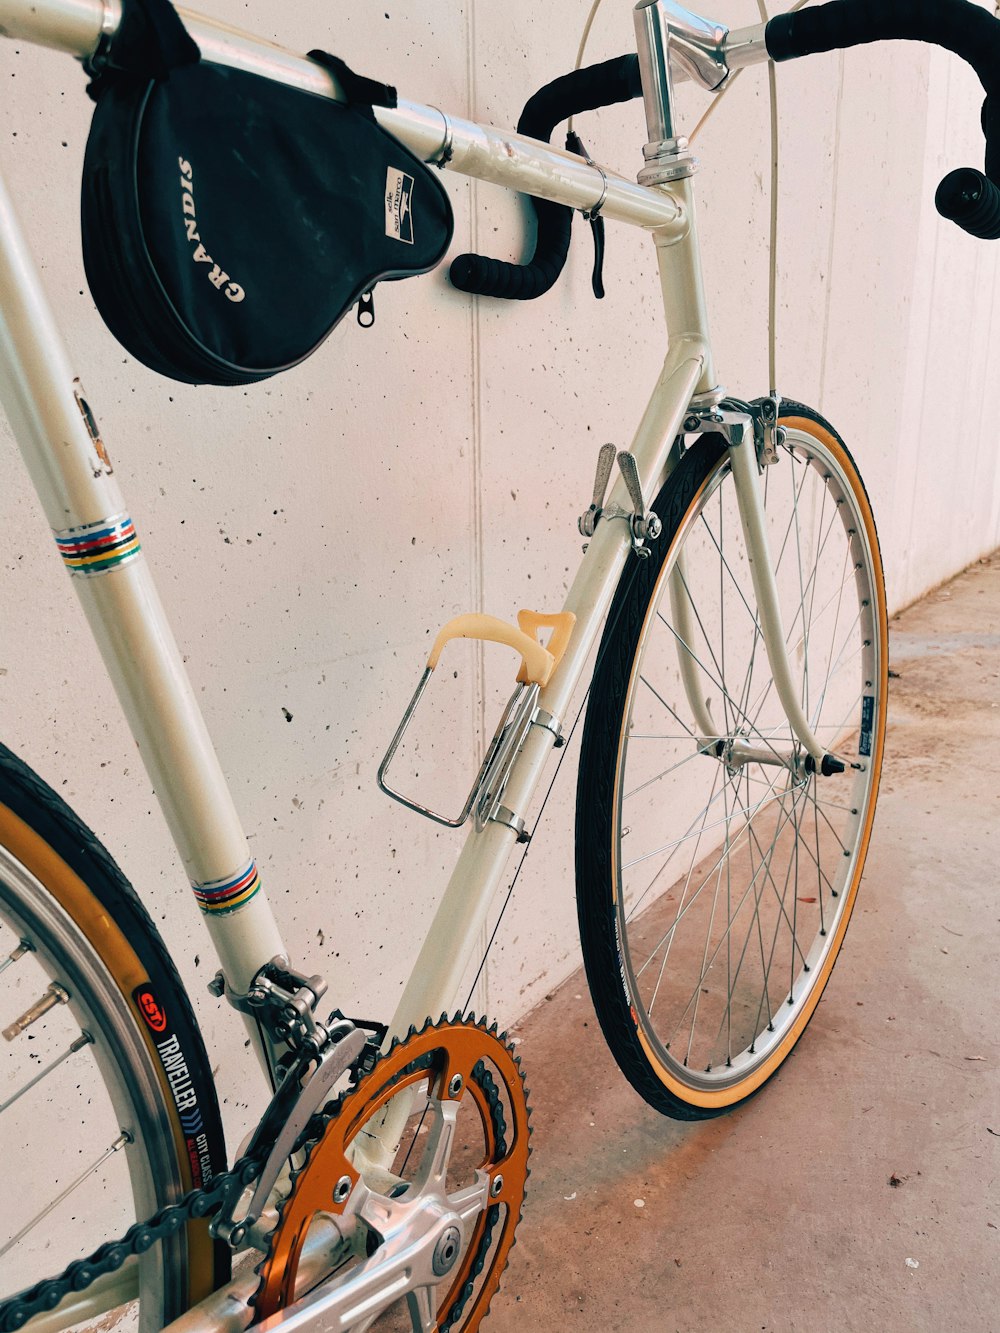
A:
[{"left": 1, "top": 1, "right": 999, "bottom": 1145}]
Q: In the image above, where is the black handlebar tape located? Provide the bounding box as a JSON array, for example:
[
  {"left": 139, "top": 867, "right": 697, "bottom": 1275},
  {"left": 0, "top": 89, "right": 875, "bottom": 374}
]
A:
[
  {"left": 448, "top": 54, "right": 642, "bottom": 299},
  {"left": 765, "top": 0, "right": 1000, "bottom": 240},
  {"left": 935, "top": 168, "right": 1000, "bottom": 240}
]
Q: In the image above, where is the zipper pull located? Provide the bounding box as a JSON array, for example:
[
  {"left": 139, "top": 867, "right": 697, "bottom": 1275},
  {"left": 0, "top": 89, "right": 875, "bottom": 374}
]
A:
[{"left": 357, "top": 289, "right": 375, "bottom": 328}]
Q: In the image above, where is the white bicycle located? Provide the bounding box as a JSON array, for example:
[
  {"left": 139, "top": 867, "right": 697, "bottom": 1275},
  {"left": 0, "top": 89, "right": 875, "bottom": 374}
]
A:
[{"left": 1, "top": 0, "right": 997, "bottom": 1328}]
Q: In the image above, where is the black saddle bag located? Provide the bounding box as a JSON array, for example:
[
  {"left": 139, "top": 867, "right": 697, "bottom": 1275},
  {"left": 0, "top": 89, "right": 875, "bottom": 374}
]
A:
[{"left": 81, "top": 0, "right": 453, "bottom": 386}]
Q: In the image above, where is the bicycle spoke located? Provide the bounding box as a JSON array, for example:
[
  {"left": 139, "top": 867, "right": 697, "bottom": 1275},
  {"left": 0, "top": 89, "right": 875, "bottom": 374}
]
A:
[
  {"left": 0, "top": 1131, "right": 131, "bottom": 1259},
  {"left": 812, "top": 774, "right": 824, "bottom": 946},
  {"left": 811, "top": 792, "right": 851, "bottom": 853},
  {"left": 633, "top": 766, "right": 723, "bottom": 974},
  {"left": 675, "top": 560, "right": 732, "bottom": 733},
  {"left": 789, "top": 447, "right": 811, "bottom": 717},
  {"left": 627, "top": 732, "right": 719, "bottom": 741},
  {"left": 719, "top": 486, "right": 728, "bottom": 741},
  {"left": 638, "top": 673, "right": 697, "bottom": 739},
  {"left": 653, "top": 613, "right": 786, "bottom": 764},
  {"left": 626, "top": 768, "right": 727, "bottom": 927},
  {"left": 810, "top": 779, "right": 828, "bottom": 938},
  {"left": 0, "top": 1031, "right": 92, "bottom": 1115},
  {"left": 678, "top": 780, "right": 731, "bottom": 1066},
  {"left": 807, "top": 537, "right": 851, "bottom": 724},
  {"left": 725, "top": 767, "right": 733, "bottom": 1065},
  {"left": 641, "top": 763, "right": 792, "bottom": 1001},
  {"left": 663, "top": 776, "right": 810, "bottom": 1057},
  {"left": 623, "top": 745, "right": 713, "bottom": 803},
  {"left": 751, "top": 794, "right": 803, "bottom": 1041},
  {"left": 741, "top": 776, "right": 779, "bottom": 1054},
  {"left": 715, "top": 778, "right": 813, "bottom": 1032},
  {"left": 0, "top": 939, "right": 32, "bottom": 977},
  {"left": 622, "top": 780, "right": 796, "bottom": 871},
  {"left": 698, "top": 509, "right": 764, "bottom": 641},
  {"left": 790, "top": 815, "right": 841, "bottom": 899},
  {"left": 696, "top": 504, "right": 768, "bottom": 743},
  {"left": 745, "top": 783, "right": 812, "bottom": 986},
  {"left": 811, "top": 612, "right": 864, "bottom": 727}
]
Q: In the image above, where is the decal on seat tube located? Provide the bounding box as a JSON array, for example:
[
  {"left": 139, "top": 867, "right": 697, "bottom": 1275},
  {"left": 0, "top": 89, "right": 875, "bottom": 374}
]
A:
[
  {"left": 192, "top": 859, "right": 261, "bottom": 914},
  {"left": 54, "top": 514, "right": 142, "bottom": 577}
]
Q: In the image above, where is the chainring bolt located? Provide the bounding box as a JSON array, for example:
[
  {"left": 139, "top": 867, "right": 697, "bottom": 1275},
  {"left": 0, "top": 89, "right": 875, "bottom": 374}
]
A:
[
  {"left": 448, "top": 1073, "right": 464, "bottom": 1097},
  {"left": 333, "top": 1174, "right": 353, "bottom": 1204},
  {"left": 491, "top": 1174, "right": 503, "bottom": 1198}
]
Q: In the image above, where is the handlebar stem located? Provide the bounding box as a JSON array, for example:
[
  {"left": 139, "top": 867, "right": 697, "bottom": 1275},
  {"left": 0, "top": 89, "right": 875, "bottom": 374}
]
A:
[{"left": 633, "top": 0, "right": 729, "bottom": 143}]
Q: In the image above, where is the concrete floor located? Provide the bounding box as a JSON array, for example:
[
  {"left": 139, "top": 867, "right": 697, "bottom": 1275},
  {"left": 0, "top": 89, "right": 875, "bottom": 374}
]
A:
[{"left": 486, "top": 552, "right": 1000, "bottom": 1333}]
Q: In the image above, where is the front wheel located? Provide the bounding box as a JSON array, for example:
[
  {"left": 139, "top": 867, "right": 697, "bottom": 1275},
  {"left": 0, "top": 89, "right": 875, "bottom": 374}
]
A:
[{"left": 576, "top": 403, "right": 888, "bottom": 1118}]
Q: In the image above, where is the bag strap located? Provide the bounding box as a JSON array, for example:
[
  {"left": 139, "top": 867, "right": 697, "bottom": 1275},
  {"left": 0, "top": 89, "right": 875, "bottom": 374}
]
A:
[
  {"left": 307, "top": 50, "right": 397, "bottom": 120},
  {"left": 87, "top": 0, "right": 200, "bottom": 99}
]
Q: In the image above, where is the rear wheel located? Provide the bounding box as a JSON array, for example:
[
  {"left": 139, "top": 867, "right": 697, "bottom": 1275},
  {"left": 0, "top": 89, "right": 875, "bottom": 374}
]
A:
[
  {"left": 576, "top": 403, "right": 887, "bottom": 1118},
  {"left": 0, "top": 742, "right": 228, "bottom": 1330}
]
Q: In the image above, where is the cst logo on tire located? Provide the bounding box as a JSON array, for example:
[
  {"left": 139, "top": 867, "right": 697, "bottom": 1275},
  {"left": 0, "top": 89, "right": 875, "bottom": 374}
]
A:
[{"left": 134, "top": 984, "right": 168, "bottom": 1034}]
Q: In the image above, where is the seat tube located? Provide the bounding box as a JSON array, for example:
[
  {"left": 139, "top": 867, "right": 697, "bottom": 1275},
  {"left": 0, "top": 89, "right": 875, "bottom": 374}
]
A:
[{"left": 0, "top": 162, "right": 287, "bottom": 998}]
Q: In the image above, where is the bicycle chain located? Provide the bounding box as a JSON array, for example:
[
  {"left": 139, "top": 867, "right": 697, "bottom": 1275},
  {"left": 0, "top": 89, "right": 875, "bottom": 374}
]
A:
[
  {"left": 0, "top": 1057, "right": 358, "bottom": 1330},
  {"left": 0, "top": 1154, "right": 262, "bottom": 1332}
]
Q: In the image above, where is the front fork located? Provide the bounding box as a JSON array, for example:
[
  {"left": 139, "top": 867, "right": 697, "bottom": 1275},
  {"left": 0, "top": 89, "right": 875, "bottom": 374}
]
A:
[{"left": 670, "top": 404, "right": 830, "bottom": 770}]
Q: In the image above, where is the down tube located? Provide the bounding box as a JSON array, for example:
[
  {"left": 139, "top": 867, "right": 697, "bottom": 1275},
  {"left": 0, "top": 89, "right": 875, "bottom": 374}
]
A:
[{"left": 383, "top": 342, "right": 706, "bottom": 1053}]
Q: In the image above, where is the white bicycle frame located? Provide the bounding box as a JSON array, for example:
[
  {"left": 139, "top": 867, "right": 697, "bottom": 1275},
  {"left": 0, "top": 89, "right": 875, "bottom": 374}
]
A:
[{"left": 0, "top": 0, "right": 820, "bottom": 1158}]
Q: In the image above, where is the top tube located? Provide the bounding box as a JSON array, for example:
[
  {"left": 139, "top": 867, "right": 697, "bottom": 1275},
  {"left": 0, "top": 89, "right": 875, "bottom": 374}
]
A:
[{"left": 0, "top": 0, "right": 694, "bottom": 231}]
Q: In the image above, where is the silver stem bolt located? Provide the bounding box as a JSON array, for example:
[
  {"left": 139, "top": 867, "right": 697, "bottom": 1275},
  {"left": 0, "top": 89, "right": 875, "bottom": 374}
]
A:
[
  {"left": 448, "top": 1073, "right": 464, "bottom": 1097},
  {"left": 333, "top": 1175, "right": 352, "bottom": 1204}
]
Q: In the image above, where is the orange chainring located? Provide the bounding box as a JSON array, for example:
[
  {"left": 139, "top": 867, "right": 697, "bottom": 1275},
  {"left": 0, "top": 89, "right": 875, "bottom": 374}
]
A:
[{"left": 253, "top": 1017, "right": 530, "bottom": 1329}]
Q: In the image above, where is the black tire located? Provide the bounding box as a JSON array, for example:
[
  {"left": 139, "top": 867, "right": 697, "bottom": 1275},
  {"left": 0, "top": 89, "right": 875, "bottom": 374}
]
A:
[
  {"left": 0, "top": 741, "right": 228, "bottom": 1329},
  {"left": 576, "top": 403, "right": 888, "bottom": 1119}
]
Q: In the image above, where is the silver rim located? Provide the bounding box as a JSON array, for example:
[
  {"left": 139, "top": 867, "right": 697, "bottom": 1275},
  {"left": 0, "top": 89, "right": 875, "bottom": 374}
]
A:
[
  {"left": 0, "top": 846, "right": 188, "bottom": 1330},
  {"left": 612, "top": 427, "right": 883, "bottom": 1095}
]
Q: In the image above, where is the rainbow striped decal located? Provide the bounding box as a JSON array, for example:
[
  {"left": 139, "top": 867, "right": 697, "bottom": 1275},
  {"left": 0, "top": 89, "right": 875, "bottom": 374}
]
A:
[
  {"left": 192, "top": 860, "right": 261, "bottom": 915},
  {"left": 55, "top": 514, "right": 141, "bottom": 577}
]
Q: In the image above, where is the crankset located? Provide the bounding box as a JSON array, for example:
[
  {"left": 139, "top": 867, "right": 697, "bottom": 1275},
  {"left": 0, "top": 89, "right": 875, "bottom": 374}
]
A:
[{"left": 252, "top": 1016, "right": 531, "bottom": 1332}]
